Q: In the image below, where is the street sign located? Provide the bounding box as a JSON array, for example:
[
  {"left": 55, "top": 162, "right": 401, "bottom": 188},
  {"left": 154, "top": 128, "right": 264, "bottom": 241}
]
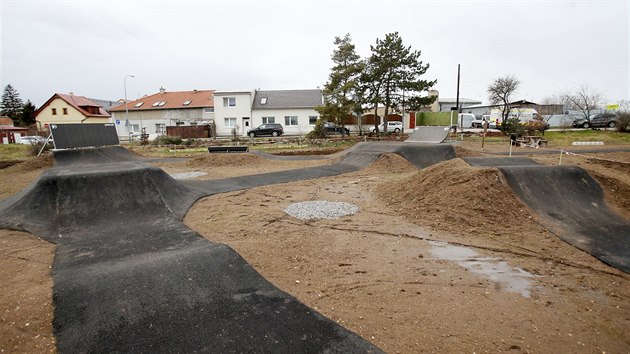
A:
[{"left": 115, "top": 119, "right": 121, "bottom": 125}]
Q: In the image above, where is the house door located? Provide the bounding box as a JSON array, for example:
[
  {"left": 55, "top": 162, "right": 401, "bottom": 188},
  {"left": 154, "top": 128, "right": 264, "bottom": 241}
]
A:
[{"left": 242, "top": 117, "right": 250, "bottom": 136}]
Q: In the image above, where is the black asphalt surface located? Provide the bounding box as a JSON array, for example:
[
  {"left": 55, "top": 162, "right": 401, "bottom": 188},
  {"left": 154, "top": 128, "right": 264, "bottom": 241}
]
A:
[
  {"left": 0, "top": 143, "right": 456, "bottom": 353},
  {"left": 464, "top": 157, "right": 630, "bottom": 273},
  {"left": 2, "top": 143, "right": 628, "bottom": 352}
]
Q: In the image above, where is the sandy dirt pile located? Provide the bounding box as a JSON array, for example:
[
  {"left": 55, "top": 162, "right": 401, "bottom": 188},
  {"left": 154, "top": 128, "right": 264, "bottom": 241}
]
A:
[
  {"left": 185, "top": 155, "right": 630, "bottom": 353},
  {"left": 377, "top": 158, "right": 534, "bottom": 237},
  {"left": 0, "top": 154, "right": 53, "bottom": 200},
  {"left": 184, "top": 153, "right": 263, "bottom": 168},
  {"left": 2, "top": 145, "right": 630, "bottom": 353},
  {"left": 154, "top": 152, "right": 337, "bottom": 180},
  {"left": 0, "top": 230, "right": 56, "bottom": 352}
]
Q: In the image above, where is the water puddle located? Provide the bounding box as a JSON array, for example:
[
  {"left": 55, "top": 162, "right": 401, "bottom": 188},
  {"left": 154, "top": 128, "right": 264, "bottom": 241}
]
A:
[{"left": 429, "top": 241, "right": 534, "bottom": 298}]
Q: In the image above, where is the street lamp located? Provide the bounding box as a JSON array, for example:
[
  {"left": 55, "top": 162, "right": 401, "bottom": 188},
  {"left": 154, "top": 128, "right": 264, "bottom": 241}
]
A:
[{"left": 124, "top": 75, "right": 134, "bottom": 132}]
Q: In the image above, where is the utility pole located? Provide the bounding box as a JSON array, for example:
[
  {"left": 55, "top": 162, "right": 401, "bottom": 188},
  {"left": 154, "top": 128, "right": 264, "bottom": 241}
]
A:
[{"left": 456, "top": 64, "right": 461, "bottom": 127}]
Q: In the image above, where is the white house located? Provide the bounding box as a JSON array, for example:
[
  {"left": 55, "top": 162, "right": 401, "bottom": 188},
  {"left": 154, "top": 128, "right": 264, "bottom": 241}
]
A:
[
  {"left": 109, "top": 88, "right": 215, "bottom": 139},
  {"left": 212, "top": 91, "right": 254, "bottom": 136},
  {"left": 251, "top": 89, "right": 322, "bottom": 136}
]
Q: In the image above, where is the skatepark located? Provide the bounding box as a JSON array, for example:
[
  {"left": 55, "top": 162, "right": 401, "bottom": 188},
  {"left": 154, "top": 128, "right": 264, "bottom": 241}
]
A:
[{"left": 0, "top": 125, "right": 629, "bottom": 353}]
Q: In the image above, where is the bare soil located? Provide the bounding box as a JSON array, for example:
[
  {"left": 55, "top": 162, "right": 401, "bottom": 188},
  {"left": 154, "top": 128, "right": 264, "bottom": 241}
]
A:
[{"left": 1, "top": 143, "right": 629, "bottom": 353}]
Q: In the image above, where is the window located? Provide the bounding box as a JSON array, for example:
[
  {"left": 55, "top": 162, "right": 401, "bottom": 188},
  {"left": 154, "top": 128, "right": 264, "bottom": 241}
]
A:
[
  {"left": 129, "top": 124, "right": 140, "bottom": 133},
  {"left": 183, "top": 100, "right": 191, "bottom": 106},
  {"left": 284, "top": 116, "right": 298, "bottom": 126},
  {"left": 63, "top": 108, "right": 68, "bottom": 115},
  {"left": 262, "top": 116, "right": 275, "bottom": 124},
  {"left": 224, "top": 117, "right": 236, "bottom": 127},
  {"left": 134, "top": 102, "right": 144, "bottom": 107},
  {"left": 175, "top": 121, "right": 184, "bottom": 126},
  {"left": 158, "top": 101, "right": 166, "bottom": 106},
  {"left": 152, "top": 102, "right": 160, "bottom": 107},
  {"left": 223, "top": 97, "right": 236, "bottom": 107},
  {"left": 309, "top": 116, "right": 318, "bottom": 125},
  {"left": 190, "top": 121, "right": 197, "bottom": 126},
  {"left": 52, "top": 108, "right": 57, "bottom": 115},
  {"left": 260, "top": 97, "right": 267, "bottom": 105},
  {"left": 204, "top": 107, "right": 214, "bottom": 113},
  {"left": 155, "top": 123, "right": 166, "bottom": 134}
]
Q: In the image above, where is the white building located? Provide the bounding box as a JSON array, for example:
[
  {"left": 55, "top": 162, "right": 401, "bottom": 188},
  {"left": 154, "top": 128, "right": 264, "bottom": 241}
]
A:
[
  {"left": 109, "top": 88, "right": 215, "bottom": 139},
  {"left": 212, "top": 91, "right": 254, "bottom": 136},
  {"left": 213, "top": 89, "right": 323, "bottom": 137},
  {"left": 251, "top": 89, "right": 322, "bottom": 136}
]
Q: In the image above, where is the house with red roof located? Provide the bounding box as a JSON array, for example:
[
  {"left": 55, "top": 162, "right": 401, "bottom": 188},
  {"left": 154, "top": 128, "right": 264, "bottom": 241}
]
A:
[
  {"left": 109, "top": 87, "right": 215, "bottom": 139},
  {"left": 34, "top": 93, "right": 111, "bottom": 131}
]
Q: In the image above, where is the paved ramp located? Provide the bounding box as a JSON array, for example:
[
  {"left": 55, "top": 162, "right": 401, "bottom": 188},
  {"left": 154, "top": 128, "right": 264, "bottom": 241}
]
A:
[
  {"left": 0, "top": 143, "right": 459, "bottom": 353},
  {"left": 462, "top": 157, "right": 629, "bottom": 273},
  {"left": 500, "top": 165, "right": 630, "bottom": 272},
  {"left": 0, "top": 158, "right": 382, "bottom": 353},
  {"left": 405, "top": 126, "right": 450, "bottom": 143}
]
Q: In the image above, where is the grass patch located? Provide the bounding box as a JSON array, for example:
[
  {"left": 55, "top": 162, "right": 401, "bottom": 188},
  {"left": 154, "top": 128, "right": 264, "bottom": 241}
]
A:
[
  {"left": 463, "top": 130, "right": 630, "bottom": 147},
  {"left": 0, "top": 144, "right": 32, "bottom": 161},
  {"left": 544, "top": 130, "right": 630, "bottom": 146}
]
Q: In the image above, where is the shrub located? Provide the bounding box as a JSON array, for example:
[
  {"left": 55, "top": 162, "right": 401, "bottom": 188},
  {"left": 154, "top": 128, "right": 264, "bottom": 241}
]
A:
[
  {"left": 618, "top": 112, "right": 630, "bottom": 133},
  {"left": 152, "top": 135, "right": 182, "bottom": 145},
  {"left": 306, "top": 119, "right": 326, "bottom": 139}
]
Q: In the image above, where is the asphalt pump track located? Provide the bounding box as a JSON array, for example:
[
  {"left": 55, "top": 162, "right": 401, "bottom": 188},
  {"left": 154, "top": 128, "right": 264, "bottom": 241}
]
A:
[
  {"left": 465, "top": 157, "right": 630, "bottom": 273},
  {"left": 1, "top": 143, "right": 628, "bottom": 351},
  {"left": 0, "top": 143, "right": 455, "bottom": 353}
]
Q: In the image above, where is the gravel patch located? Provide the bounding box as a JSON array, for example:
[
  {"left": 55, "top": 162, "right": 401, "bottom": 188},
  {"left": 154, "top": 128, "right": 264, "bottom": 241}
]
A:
[
  {"left": 170, "top": 171, "right": 208, "bottom": 180},
  {"left": 284, "top": 200, "right": 360, "bottom": 220}
]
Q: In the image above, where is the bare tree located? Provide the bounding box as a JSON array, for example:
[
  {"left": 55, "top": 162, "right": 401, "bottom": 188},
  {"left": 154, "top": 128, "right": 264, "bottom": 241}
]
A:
[
  {"left": 487, "top": 75, "right": 520, "bottom": 129},
  {"left": 562, "top": 85, "right": 602, "bottom": 127}
]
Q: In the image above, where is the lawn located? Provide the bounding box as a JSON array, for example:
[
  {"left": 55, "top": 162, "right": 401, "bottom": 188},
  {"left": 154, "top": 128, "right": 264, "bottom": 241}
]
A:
[
  {"left": 0, "top": 144, "right": 33, "bottom": 161},
  {"left": 464, "top": 130, "right": 630, "bottom": 147},
  {"left": 544, "top": 130, "right": 630, "bottom": 146}
]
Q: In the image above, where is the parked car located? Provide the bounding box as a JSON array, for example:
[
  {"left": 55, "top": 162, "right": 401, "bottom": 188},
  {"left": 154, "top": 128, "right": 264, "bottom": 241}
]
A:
[
  {"left": 18, "top": 135, "right": 45, "bottom": 144},
  {"left": 247, "top": 123, "right": 284, "bottom": 137},
  {"left": 371, "top": 121, "right": 403, "bottom": 133},
  {"left": 323, "top": 122, "right": 350, "bottom": 136},
  {"left": 572, "top": 113, "right": 619, "bottom": 128},
  {"left": 589, "top": 113, "right": 620, "bottom": 128}
]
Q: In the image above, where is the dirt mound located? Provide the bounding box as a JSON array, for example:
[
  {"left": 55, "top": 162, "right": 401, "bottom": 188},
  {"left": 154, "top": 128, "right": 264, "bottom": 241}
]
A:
[
  {"left": 376, "top": 158, "right": 536, "bottom": 236},
  {"left": 364, "top": 153, "right": 417, "bottom": 173},
  {"left": 454, "top": 145, "right": 482, "bottom": 158},
  {"left": 185, "top": 153, "right": 262, "bottom": 168},
  {"left": 589, "top": 171, "right": 630, "bottom": 220},
  {"left": 6, "top": 154, "right": 53, "bottom": 172}
]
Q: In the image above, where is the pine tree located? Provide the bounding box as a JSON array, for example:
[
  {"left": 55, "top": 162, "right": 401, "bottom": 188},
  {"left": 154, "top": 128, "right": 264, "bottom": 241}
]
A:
[
  {"left": 1, "top": 84, "right": 24, "bottom": 124},
  {"left": 20, "top": 100, "right": 37, "bottom": 127},
  {"left": 315, "top": 34, "right": 364, "bottom": 136},
  {"left": 364, "top": 32, "right": 436, "bottom": 132}
]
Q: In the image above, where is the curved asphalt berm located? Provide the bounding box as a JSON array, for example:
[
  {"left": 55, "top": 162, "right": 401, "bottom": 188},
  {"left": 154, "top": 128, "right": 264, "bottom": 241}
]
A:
[
  {"left": 0, "top": 143, "right": 456, "bottom": 353},
  {"left": 464, "top": 157, "right": 630, "bottom": 273},
  {"left": 405, "top": 126, "right": 450, "bottom": 143}
]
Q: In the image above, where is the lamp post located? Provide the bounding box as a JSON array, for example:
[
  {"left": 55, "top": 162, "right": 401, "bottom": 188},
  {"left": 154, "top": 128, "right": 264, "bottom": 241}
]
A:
[{"left": 124, "top": 75, "right": 134, "bottom": 133}]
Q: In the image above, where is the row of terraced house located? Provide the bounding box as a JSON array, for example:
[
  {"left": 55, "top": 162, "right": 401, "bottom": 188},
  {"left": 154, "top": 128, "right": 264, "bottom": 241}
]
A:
[{"left": 33, "top": 87, "right": 414, "bottom": 140}]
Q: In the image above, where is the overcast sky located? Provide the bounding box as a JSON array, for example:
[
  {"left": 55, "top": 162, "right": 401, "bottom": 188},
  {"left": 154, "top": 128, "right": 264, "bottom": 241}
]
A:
[{"left": 1, "top": 0, "right": 628, "bottom": 107}]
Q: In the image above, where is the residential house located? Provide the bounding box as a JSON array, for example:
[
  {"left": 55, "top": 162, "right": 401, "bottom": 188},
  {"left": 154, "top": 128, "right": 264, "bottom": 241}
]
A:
[
  {"left": 109, "top": 88, "right": 215, "bottom": 139},
  {"left": 0, "top": 116, "right": 28, "bottom": 144},
  {"left": 213, "top": 91, "right": 254, "bottom": 136},
  {"left": 251, "top": 89, "right": 322, "bottom": 136},
  {"left": 34, "top": 93, "right": 111, "bottom": 131},
  {"left": 429, "top": 90, "right": 482, "bottom": 112}
]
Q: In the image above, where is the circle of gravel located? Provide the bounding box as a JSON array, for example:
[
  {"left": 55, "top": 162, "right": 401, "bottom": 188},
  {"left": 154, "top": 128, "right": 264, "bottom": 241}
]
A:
[{"left": 284, "top": 200, "right": 360, "bottom": 220}]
